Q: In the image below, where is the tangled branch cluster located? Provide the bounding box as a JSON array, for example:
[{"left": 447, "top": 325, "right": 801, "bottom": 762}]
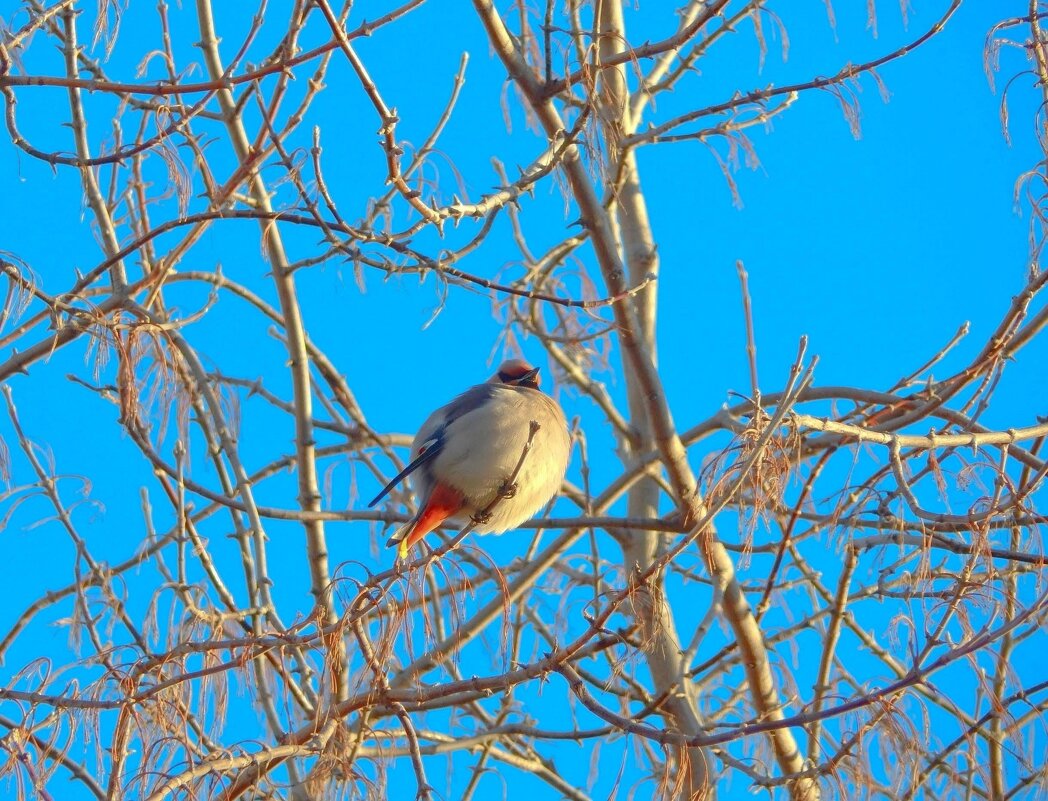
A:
[{"left": 0, "top": 1, "right": 1045, "bottom": 799}]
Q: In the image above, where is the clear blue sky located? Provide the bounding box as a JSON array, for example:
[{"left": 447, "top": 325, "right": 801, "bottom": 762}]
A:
[{"left": 0, "top": 0, "right": 1044, "bottom": 798}]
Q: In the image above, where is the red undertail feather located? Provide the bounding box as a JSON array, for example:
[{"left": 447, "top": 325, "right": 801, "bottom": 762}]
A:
[{"left": 393, "top": 482, "right": 464, "bottom": 557}]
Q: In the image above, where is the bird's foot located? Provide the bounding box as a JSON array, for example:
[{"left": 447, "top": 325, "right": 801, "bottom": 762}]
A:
[
  {"left": 471, "top": 510, "right": 493, "bottom": 525},
  {"left": 498, "top": 480, "right": 519, "bottom": 499}
]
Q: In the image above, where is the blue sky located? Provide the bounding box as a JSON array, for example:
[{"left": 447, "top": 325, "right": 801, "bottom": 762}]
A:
[{"left": 1, "top": 0, "right": 1045, "bottom": 798}]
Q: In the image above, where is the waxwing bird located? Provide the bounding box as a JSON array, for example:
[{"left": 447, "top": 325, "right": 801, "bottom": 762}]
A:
[{"left": 369, "top": 359, "right": 570, "bottom": 558}]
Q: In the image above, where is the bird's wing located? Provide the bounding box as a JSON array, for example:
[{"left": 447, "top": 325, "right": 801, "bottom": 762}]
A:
[
  {"left": 368, "top": 436, "right": 442, "bottom": 507},
  {"left": 435, "top": 384, "right": 498, "bottom": 427},
  {"left": 367, "top": 385, "right": 497, "bottom": 508}
]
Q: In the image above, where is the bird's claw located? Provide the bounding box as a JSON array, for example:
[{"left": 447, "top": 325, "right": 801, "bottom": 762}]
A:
[
  {"left": 472, "top": 510, "right": 493, "bottom": 525},
  {"left": 498, "top": 481, "right": 519, "bottom": 499}
]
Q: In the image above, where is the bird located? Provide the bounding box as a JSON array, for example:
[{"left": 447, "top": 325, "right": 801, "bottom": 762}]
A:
[{"left": 368, "top": 359, "right": 570, "bottom": 558}]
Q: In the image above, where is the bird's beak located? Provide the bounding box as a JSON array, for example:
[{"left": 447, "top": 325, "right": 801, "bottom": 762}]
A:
[{"left": 521, "top": 367, "right": 540, "bottom": 384}]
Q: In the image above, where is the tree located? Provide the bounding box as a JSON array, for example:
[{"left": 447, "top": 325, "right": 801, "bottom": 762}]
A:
[{"left": 0, "top": 0, "right": 1045, "bottom": 798}]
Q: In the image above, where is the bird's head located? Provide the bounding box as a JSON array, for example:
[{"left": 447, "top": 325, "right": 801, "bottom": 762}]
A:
[{"left": 491, "top": 359, "right": 541, "bottom": 390}]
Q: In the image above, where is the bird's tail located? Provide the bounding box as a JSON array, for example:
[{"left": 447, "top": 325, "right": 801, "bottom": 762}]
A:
[
  {"left": 387, "top": 482, "right": 464, "bottom": 559},
  {"left": 384, "top": 524, "right": 414, "bottom": 560}
]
